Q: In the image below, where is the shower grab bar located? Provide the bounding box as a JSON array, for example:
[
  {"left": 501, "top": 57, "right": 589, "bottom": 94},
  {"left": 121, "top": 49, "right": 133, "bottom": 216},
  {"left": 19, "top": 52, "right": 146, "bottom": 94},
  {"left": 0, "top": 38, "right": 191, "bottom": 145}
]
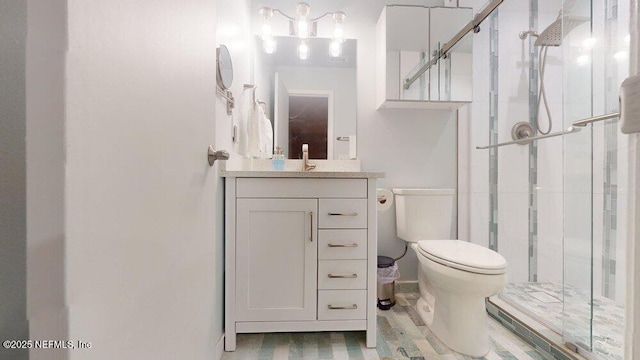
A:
[
  {"left": 475, "top": 126, "right": 581, "bottom": 150},
  {"left": 475, "top": 112, "right": 620, "bottom": 150},
  {"left": 404, "top": 0, "right": 505, "bottom": 90}
]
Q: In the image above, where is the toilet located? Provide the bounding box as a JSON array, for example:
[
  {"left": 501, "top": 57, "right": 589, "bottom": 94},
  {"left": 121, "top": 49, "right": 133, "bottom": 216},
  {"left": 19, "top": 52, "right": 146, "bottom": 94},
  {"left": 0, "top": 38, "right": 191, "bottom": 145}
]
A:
[{"left": 393, "top": 188, "right": 508, "bottom": 358}]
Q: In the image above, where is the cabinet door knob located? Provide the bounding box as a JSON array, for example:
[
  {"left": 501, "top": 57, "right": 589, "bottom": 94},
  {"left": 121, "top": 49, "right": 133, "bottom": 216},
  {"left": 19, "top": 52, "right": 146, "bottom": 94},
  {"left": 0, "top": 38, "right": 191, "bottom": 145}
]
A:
[
  {"left": 328, "top": 243, "right": 358, "bottom": 248},
  {"left": 328, "top": 304, "right": 357, "bottom": 310}
]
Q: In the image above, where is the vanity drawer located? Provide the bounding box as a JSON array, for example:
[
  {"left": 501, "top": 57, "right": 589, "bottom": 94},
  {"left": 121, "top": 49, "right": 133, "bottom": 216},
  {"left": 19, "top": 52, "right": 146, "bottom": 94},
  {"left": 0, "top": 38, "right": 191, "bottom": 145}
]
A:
[
  {"left": 318, "top": 290, "right": 367, "bottom": 320},
  {"left": 318, "top": 199, "right": 367, "bottom": 228},
  {"left": 318, "top": 230, "right": 367, "bottom": 260},
  {"left": 236, "top": 178, "right": 367, "bottom": 198},
  {"left": 318, "top": 260, "right": 367, "bottom": 290}
]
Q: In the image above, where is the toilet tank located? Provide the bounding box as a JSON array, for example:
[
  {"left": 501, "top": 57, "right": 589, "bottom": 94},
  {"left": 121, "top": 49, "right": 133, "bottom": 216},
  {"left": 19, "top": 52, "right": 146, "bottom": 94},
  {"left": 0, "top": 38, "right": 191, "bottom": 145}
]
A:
[{"left": 392, "top": 188, "right": 455, "bottom": 242}]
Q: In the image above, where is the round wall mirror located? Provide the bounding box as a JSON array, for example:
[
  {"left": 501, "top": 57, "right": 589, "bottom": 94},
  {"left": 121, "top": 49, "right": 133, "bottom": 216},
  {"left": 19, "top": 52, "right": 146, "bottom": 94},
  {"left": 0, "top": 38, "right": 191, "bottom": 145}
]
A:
[{"left": 217, "top": 45, "right": 233, "bottom": 90}]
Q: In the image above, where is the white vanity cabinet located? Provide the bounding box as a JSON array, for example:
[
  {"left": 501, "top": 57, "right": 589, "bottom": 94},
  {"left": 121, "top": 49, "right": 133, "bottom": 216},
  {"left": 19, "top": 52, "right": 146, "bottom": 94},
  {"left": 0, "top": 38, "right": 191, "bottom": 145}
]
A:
[{"left": 223, "top": 175, "right": 380, "bottom": 351}]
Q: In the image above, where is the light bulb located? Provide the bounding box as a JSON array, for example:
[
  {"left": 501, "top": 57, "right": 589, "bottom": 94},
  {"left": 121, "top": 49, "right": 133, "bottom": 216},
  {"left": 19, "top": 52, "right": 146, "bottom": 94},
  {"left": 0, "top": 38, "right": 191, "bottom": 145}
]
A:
[
  {"left": 329, "top": 40, "right": 342, "bottom": 57},
  {"left": 332, "top": 12, "right": 346, "bottom": 43},
  {"left": 259, "top": 8, "right": 274, "bottom": 40},
  {"left": 263, "top": 36, "right": 276, "bottom": 54},
  {"left": 297, "top": 20, "right": 309, "bottom": 39},
  {"left": 298, "top": 40, "right": 309, "bottom": 60},
  {"left": 296, "top": 3, "right": 311, "bottom": 39},
  {"left": 261, "top": 23, "right": 272, "bottom": 38}
]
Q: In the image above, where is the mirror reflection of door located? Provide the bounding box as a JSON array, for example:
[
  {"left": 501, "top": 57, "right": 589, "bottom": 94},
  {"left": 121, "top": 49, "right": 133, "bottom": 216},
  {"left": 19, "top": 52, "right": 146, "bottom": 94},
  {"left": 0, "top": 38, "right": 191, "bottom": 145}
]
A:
[{"left": 288, "top": 94, "right": 331, "bottom": 159}]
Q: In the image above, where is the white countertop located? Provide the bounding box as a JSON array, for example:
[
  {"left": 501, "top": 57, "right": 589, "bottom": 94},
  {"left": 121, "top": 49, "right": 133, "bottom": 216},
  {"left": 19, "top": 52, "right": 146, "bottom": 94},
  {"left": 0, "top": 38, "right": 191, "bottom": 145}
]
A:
[
  {"left": 219, "top": 158, "right": 385, "bottom": 178},
  {"left": 221, "top": 170, "right": 385, "bottom": 178}
]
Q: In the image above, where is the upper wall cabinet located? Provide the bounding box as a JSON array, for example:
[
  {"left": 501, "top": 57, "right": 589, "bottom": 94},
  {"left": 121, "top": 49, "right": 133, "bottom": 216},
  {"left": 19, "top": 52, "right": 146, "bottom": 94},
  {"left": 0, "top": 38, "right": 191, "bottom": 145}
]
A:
[{"left": 376, "top": 6, "right": 473, "bottom": 110}]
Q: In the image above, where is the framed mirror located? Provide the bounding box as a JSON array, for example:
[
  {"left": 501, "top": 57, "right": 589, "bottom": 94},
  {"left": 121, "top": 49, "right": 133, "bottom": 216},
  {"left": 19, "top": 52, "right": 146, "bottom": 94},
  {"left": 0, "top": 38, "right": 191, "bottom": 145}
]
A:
[
  {"left": 254, "top": 36, "right": 357, "bottom": 160},
  {"left": 217, "top": 45, "right": 234, "bottom": 90}
]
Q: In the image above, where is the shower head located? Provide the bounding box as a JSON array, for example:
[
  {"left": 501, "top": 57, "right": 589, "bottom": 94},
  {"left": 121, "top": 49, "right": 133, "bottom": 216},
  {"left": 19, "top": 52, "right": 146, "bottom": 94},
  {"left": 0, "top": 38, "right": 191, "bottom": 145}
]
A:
[{"left": 534, "top": 15, "right": 589, "bottom": 46}]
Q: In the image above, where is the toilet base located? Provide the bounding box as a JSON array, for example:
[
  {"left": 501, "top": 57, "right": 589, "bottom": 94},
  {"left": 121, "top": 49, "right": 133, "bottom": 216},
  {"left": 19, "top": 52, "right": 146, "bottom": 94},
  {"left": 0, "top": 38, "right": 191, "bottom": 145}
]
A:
[{"left": 415, "top": 294, "right": 490, "bottom": 358}]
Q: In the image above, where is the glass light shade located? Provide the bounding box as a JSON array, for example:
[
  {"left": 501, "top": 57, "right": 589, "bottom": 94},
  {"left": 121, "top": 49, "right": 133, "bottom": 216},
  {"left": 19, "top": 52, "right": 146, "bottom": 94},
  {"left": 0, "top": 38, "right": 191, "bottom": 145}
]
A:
[
  {"left": 332, "top": 12, "right": 346, "bottom": 43},
  {"left": 329, "top": 39, "right": 342, "bottom": 57},
  {"left": 295, "top": 2, "right": 311, "bottom": 39},
  {"left": 263, "top": 36, "right": 277, "bottom": 54},
  {"left": 298, "top": 39, "right": 309, "bottom": 60},
  {"left": 297, "top": 19, "right": 309, "bottom": 39},
  {"left": 259, "top": 8, "right": 274, "bottom": 40}
]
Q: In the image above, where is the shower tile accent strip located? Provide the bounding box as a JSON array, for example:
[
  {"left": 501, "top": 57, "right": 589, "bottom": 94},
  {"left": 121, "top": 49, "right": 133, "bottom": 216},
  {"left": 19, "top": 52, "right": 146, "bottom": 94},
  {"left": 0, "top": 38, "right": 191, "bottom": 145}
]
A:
[
  {"left": 527, "top": 0, "right": 539, "bottom": 283},
  {"left": 489, "top": 10, "right": 499, "bottom": 252},
  {"left": 602, "top": 0, "right": 619, "bottom": 301}
]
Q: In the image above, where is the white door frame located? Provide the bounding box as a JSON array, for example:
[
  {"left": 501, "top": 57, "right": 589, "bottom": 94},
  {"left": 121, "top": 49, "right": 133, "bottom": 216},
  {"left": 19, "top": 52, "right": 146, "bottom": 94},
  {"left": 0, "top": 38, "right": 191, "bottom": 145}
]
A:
[{"left": 626, "top": 1, "right": 639, "bottom": 358}]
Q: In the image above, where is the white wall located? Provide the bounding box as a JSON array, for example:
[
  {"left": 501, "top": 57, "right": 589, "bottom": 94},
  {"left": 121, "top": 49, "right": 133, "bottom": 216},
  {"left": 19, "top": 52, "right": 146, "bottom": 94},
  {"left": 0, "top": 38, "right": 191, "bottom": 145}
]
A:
[{"left": 0, "top": 1, "right": 28, "bottom": 360}]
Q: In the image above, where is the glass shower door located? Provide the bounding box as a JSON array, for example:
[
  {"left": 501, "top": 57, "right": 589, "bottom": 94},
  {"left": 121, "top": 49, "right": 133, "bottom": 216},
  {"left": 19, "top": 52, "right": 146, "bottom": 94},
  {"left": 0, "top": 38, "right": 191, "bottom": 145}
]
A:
[{"left": 562, "top": 0, "right": 594, "bottom": 353}]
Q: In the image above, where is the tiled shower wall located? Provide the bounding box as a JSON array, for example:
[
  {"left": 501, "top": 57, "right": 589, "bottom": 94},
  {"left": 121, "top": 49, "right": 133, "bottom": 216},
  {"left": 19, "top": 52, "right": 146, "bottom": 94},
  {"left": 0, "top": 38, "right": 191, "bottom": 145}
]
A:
[{"left": 460, "top": 0, "right": 628, "bottom": 304}]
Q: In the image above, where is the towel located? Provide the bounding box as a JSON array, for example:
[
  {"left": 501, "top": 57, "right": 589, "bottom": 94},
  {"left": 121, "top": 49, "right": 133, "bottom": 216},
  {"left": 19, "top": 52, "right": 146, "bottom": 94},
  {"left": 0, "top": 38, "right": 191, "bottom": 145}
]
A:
[{"left": 248, "top": 103, "right": 273, "bottom": 159}]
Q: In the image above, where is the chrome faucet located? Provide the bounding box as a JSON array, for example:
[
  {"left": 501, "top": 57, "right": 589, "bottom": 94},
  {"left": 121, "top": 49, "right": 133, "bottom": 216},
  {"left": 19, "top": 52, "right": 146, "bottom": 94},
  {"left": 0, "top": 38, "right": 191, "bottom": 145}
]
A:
[{"left": 302, "top": 144, "right": 316, "bottom": 172}]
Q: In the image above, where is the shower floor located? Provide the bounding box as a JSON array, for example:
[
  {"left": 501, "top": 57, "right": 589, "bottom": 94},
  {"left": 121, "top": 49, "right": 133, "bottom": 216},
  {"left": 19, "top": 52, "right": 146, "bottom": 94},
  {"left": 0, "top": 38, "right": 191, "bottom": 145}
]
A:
[{"left": 499, "top": 282, "right": 624, "bottom": 360}]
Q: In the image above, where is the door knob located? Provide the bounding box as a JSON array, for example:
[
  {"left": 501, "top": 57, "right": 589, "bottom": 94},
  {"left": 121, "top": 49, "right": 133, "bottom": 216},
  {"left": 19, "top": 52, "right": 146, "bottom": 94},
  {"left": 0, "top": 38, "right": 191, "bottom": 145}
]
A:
[{"left": 208, "top": 146, "right": 229, "bottom": 166}]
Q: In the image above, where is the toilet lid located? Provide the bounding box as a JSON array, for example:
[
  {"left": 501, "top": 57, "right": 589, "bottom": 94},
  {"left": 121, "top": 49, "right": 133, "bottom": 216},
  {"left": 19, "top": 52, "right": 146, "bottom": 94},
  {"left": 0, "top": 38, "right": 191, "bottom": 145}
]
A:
[{"left": 417, "top": 240, "right": 507, "bottom": 275}]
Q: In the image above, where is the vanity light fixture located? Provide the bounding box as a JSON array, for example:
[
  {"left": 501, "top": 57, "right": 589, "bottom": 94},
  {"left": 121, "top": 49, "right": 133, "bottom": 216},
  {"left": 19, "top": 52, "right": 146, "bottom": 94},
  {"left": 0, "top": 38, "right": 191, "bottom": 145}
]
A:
[{"left": 258, "top": 3, "right": 346, "bottom": 59}]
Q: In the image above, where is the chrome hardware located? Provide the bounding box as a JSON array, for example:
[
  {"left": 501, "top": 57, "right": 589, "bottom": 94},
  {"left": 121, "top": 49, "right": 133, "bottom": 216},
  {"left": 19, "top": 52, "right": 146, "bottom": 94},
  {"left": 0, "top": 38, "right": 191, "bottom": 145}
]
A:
[
  {"left": 328, "top": 243, "right": 358, "bottom": 248},
  {"left": 511, "top": 122, "right": 535, "bottom": 145},
  {"left": 302, "top": 144, "right": 316, "bottom": 172},
  {"left": 328, "top": 212, "right": 358, "bottom": 217},
  {"left": 328, "top": 273, "right": 357, "bottom": 278},
  {"left": 310, "top": 211, "right": 314, "bottom": 242},
  {"left": 216, "top": 87, "right": 234, "bottom": 115},
  {"left": 208, "top": 146, "right": 230, "bottom": 166},
  {"left": 336, "top": 136, "right": 350, "bottom": 141},
  {"left": 328, "top": 304, "right": 358, "bottom": 310},
  {"left": 476, "top": 126, "right": 581, "bottom": 150},
  {"left": 477, "top": 112, "right": 621, "bottom": 150},
  {"left": 572, "top": 112, "right": 619, "bottom": 127}
]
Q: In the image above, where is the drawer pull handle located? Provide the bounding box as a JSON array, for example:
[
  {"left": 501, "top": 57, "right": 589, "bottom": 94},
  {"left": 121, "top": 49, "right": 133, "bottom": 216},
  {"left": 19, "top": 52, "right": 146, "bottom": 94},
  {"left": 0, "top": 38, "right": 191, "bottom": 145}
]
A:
[
  {"left": 328, "top": 212, "right": 358, "bottom": 217},
  {"left": 328, "top": 304, "right": 358, "bottom": 310},
  {"left": 328, "top": 243, "right": 358, "bottom": 248},
  {"left": 328, "top": 273, "right": 357, "bottom": 279}
]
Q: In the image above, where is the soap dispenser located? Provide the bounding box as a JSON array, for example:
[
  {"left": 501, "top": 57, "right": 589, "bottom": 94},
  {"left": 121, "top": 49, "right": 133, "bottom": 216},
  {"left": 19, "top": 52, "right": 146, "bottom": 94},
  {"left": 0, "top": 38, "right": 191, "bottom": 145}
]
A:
[{"left": 273, "top": 146, "right": 285, "bottom": 171}]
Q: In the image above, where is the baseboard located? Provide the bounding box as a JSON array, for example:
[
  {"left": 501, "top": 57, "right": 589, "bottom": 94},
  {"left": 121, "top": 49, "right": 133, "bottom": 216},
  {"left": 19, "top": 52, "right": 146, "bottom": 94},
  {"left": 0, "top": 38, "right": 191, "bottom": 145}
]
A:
[
  {"left": 215, "top": 333, "right": 225, "bottom": 360},
  {"left": 395, "top": 280, "right": 418, "bottom": 294}
]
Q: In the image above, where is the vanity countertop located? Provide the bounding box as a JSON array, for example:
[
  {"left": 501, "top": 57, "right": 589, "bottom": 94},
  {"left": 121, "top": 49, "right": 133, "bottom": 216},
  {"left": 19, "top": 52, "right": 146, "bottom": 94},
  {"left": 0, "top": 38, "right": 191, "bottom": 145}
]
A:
[{"left": 221, "top": 170, "right": 385, "bottom": 179}]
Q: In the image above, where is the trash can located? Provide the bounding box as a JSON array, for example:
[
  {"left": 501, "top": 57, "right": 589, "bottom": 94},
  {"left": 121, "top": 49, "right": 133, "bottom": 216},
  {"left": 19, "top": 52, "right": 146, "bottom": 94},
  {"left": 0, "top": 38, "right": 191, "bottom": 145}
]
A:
[{"left": 377, "top": 255, "right": 401, "bottom": 310}]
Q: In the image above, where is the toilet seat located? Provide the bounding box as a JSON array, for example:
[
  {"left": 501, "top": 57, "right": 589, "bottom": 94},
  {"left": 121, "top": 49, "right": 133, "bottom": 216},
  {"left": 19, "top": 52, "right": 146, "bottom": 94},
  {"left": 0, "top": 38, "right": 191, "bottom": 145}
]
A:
[{"left": 416, "top": 240, "right": 507, "bottom": 275}]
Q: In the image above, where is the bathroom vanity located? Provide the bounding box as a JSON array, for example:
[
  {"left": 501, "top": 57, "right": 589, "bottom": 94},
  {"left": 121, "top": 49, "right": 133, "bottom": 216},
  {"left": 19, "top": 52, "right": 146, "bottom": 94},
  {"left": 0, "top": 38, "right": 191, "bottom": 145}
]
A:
[{"left": 222, "top": 170, "right": 383, "bottom": 351}]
